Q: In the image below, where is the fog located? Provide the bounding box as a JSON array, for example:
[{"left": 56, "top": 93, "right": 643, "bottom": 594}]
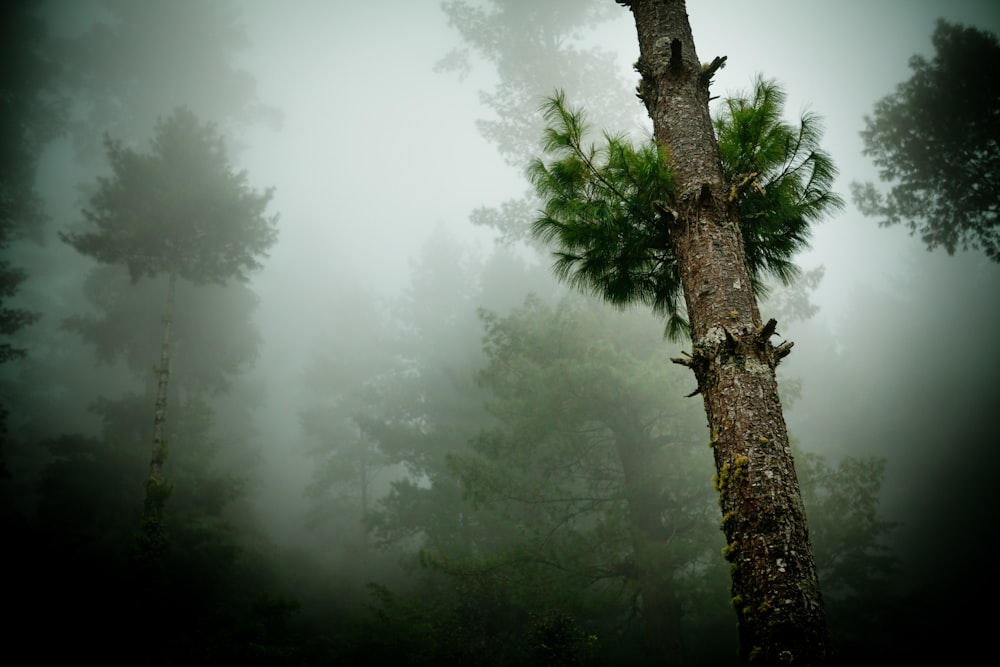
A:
[{"left": 3, "top": 0, "right": 998, "bottom": 663}]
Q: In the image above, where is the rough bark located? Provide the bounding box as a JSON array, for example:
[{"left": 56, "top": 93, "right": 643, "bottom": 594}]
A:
[{"left": 621, "top": 1, "right": 831, "bottom": 664}]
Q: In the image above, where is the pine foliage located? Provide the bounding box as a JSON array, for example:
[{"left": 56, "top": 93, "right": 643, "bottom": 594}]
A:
[
  {"left": 61, "top": 107, "right": 278, "bottom": 285},
  {"left": 528, "top": 91, "right": 683, "bottom": 336},
  {"left": 715, "top": 75, "right": 843, "bottom": 286},
  {"left": 530, "top": 78, "right": 842, "bottom": 338}
]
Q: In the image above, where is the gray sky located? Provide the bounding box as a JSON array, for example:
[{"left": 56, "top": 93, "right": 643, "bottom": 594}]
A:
[
  {"left": 228, "top": 0, "right": 1000, "bottom": 565},
  {"left": 238, "top": 0, "right": 1000, "bottom": 327},
  {"left": 21, "top": 0, "right": 997, "bottom": 587}
]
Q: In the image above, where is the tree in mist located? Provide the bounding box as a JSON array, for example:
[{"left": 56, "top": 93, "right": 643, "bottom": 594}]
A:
[
  {"left": 298, "top": 288, "right": 398, "bottom": 558},
  {"left": 61, "top": 107, "right": 277, "bottom": 561},
  {"left": 440, "top": 0, "right": 629, "bottom": 166},
  {"left": 796, "top": 453, "right": 900, "bottom": 657},
  {"left": 58, "top": 268, "right": 266, "bottom": 560},
  {"left": 15, "top": 272, "right": 294, "bottom": 662},
  {"left": 303, "top": 235, "right": 532, "bottom": 665},
  {"left": 852, "top": 20, "right": 1000, "bottom": 261},
  {"left": 324, "top": 263, "right": 899, "bottom": 665},
  {"left": 0, "top": 0, "right": 66, "bottom": 470},
  {"left": 444, "top": 294, "right": 727, "bottom": 663},
  {"left": 1, "top": 0, "right": 63, "bottom": 347},
  {"left": 529, "top": 2, "right": 843, "bottom": 663},
  {"left": 50, "top": 0, "right": 279, "bottom": 156},
  {"left": 359, "top": 232, "right": 496, "bottom": 552},
  {"left": 439, "top": 0, "right": 635, "bottom": 245}
]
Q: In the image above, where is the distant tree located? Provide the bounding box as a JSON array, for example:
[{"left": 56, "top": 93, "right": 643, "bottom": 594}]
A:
[
  {"left": 360, "top": 232, "right": 496, "bottom": 552},
  {"left": 852, "top": 20, "right": 1000, "bottom": 260},
  {"left": 0, "top": 0, "right": 66, "bottom": 474},
  {"left": 0, "top": 0, "right": 64, "bottom": 251},
  {"left": 797, "top": 453, "right": 901, "bottom": 660},
  {"left": 63, "top": 108, "right": 277, "bottom": 285},
  {"left": 439, "top": 0, "right": 627, "bottom": 166},
  {"left": 446, "top": 294, "right": 725, "bottom": 663},
  {"left": 61, "top": 107, "right": 277, "bottom": 561},
  {"left": 298, "top": 287, "right": 396, "bottom": 553},
  {"left": 438, "top": 0, "right": 631, "bottom": 246},
  {"left": 64, "top": 265, "right": 263, "bottom": 394}
]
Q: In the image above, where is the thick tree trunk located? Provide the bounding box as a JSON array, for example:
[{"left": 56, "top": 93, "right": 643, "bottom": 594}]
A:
[{"left": 620, "top": 1, "right": 830, "bottom": 664}]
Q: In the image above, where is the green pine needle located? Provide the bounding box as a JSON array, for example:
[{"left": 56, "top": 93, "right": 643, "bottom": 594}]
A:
[{"left": 530, "top": 78, "right": 843, "bottom": 338}]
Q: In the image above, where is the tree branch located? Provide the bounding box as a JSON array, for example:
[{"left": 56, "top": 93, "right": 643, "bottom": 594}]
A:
[{"left": 699, "top": 55, "right": 727, "bottom": 86}]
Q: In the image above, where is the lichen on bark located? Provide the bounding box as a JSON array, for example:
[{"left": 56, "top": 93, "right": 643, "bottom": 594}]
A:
[{"left": 623, "top": 1, "right": 831, "bottom": 664}]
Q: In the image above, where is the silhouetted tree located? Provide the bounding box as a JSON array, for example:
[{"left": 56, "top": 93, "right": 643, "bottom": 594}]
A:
[
  {"left": 0, "top": 0, "right": 65, "bottom": 470},
  {"left": 61, "top": 107, "right": 277, "bottom": 561},
  {"left": 852, "top": 20, "right": 1000, "bottom": 260}
]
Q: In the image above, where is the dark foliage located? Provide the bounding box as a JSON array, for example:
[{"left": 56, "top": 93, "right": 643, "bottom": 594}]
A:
[
  {"left": 529, "top": 78, "right": 842, "bottom": 338},
  {"left": 853, "top": 20, "right": 1000, "bottom": 260},
  {"left": 0, "top": 0, "right": 65, "bottom": 363},
  {"left": 61, "top": 107, "right": 278, "bottom": 285}
]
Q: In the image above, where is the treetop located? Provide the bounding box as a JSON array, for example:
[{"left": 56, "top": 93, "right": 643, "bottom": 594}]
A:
[{"left": 62, "top": 107, "right": 278, "bottom": 285}]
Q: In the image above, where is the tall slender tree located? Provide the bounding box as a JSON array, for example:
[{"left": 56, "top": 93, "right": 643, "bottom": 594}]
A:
[
  {"left": 62, "top": 107, "right": 277, "bottom": 560},
  {"left": 529, "top": 1, "right": 842, "bottom": 663}
]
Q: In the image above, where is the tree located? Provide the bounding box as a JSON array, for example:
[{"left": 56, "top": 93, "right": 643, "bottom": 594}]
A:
[
  {"left": 61, "top": 107, "right": 277, "bottom": 560},
  {"left": 439, "top": 0, "right": 635, "bottom": 246},
  {"left": 531, "top": 76, "right": 839, "bottom": 339},
  {"left": 439, "top": 0, "right": 629, "bottom": 167},
  {"left": 529, "top": 2, "right": 843, "bottom": 663},
  {"left": 50, "top": 0, "right": 280, "bottom": 157},
  {"left": 298, "top": 286, "right": 397, "bottom": 564},
  {"left": 446, "top": 294, "right": 726, "bottom": 663},
  {"left": 0, "top": 0, "right": 65, "bottom": 470},
  {"left": 852, "top": 20, "right": 1000, "bottom": 261},
  {"left": 796, "top": 453, "right": 900, "bottom": 658}
]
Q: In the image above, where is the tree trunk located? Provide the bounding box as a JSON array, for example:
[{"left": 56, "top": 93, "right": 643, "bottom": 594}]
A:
[
  {"left": 138, "top": 271, "right": 176, "bottom": 565},
  {"left": 150, "top": 271, "right": 176, "bottom": 482},
  {"left": 620, "top": 1, "right": 830, "bottom": 664}
]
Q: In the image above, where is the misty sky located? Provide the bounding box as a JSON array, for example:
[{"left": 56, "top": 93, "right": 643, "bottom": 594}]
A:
[
  {"left": 227, "top": 0, "right": 1000, "bottom": 574},
  {"left": 22, "top": 0, "right": 1000, "bottom": 600},
  {"left": 213, "top": 1, "right": 1000, "bottom": 347}
]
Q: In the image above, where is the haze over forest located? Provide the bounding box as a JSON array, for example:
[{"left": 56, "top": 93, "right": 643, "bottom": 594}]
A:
[{"left": 2, "top": 1, "right": 998, "bottom": 664}]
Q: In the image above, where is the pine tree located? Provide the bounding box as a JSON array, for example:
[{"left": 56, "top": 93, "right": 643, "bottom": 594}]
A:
[
  {"left": 62, "top": 107, "right": 277, "bottom": 562},
  {"left": 528, "top": 2, "right": 843, "bottom": 663}
]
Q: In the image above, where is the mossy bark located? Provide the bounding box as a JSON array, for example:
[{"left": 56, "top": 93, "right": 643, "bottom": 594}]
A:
[
  {"left": 137, "top": 271, "right": 177, "bottom": 565},
  {"left": 620, "top": 1, "right": 830, "bottom": 664}
]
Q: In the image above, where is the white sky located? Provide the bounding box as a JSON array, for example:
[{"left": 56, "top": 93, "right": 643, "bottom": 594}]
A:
[
  {"left": 236, "top": 1, "right": 1000, "bottom": 338},
  {"left": 22, "top": 0, "right": 999, "bottom": 573}
]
